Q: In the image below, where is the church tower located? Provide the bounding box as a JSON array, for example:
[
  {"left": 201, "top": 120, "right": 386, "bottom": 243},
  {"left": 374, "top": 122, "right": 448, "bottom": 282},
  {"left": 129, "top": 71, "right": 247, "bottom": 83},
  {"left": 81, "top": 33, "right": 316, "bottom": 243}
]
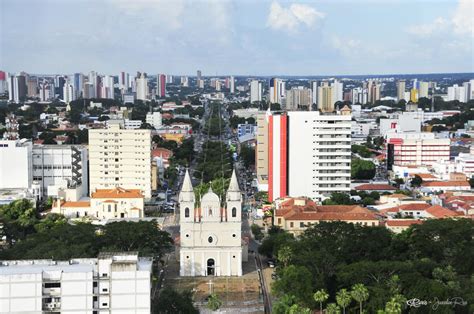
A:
[{"left": 179, "top": 168, "right": 243, "bottom": 277}]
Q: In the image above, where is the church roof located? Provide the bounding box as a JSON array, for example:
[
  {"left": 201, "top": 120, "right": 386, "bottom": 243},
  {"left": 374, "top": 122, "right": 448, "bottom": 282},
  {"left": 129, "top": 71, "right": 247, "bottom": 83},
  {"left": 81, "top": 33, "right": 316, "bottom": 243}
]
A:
[
  {"left": 201, "top": 187, "right": 220, "bottom": 204},
  {"left": 181, "top": 169, "right": 194, "bottom": 193},
  {"left": 228, "top": 169, "right": 240, "bottom": 192}
]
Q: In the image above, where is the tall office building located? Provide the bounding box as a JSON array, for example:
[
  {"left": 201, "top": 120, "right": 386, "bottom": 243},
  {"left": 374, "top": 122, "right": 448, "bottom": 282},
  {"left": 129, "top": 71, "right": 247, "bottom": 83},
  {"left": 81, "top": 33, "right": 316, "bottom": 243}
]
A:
[
  {"left": 397, "top": 80, "right": 406, "bottom": 101},
  {"left": 119, "top": 72, "right": 129, "bottom": 93},
  {"left": 88, "top": 71, "right": 98, "bottom": 98},
  {"left": 0, "top": 252, "right": 152, "bottom": 313},
  {"left": 62, "top": 81, "right": 75, "bottom": 103},
  {"left": 26, "top": 76, "right": 37, "bottom": 98},
  {"left": 197, "top": 70, "right": 202, "bottom": 80},
  {"left": 89, "top": 124, "right": 152, "bottom": 198},
  {"left": 73, "top": 73, "right": 84, "bottom": 99},
  {"left": 419, "top": 81, "right": 429, "bottom": 98},
  {"left": 317, "top": 82, "right": 334, "bottom": 113},
  {"left": 286, "top": 87, "right": 311, "bottom": 111},
  {"left": 269, "top": 78, "right": 285, "bottom": 104},
  {"left": 311, "top": 81, "right": 318, "bottom": 106},
  {"left": 256, "top": 112, "right": 269, "bottom": 190},
  {"left": 368, "top": 80, "right": 381, "bottom": 103},
  {"left": 331, "top": 79, "right": 343, "bottom": 103},
  {"left": 39, "top": 81, "right": 52, "bottom": 102},
  {"left": 250, "top": 80, "right": 262, "bottom": 103},
  {"left": 229, "top": 76, "right": 235, "bottom": 94},
  {"left": 8, "top": 74, "right": 27, "bottom": 103},
  {"left": 136, "top": 72, "right": 148, "bottom": 101},
  {"left": 157, "top": 74, "right": 166, "bottom": 98},
  {"left": 264, "top": 111, "right": 351, "bottom": 202}
]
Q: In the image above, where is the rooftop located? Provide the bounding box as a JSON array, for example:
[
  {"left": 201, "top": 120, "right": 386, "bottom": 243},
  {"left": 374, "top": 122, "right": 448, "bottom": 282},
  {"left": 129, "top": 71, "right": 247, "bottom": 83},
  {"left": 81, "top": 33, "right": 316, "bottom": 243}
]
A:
[{"left": 92, "top": 187, "right": 143, "bottom": 199}]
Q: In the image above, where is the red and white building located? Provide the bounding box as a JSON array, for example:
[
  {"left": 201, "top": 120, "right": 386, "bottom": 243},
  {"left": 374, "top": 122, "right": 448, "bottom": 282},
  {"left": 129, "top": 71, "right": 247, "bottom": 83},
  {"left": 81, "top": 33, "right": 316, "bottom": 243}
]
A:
[
  {"left": 267, "top": 111, "right": 351, "bottom": 202},
  {"left": 387, "top": 133, "right": 450, "bottom": 166},
  {"left": 157, "top": 74, "right": 166, "bottom": 98}
]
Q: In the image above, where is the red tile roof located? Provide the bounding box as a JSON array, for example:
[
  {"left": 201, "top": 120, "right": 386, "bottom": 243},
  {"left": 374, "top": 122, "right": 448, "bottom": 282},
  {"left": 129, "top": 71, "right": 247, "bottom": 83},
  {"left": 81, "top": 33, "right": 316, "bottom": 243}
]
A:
[
  {"left": 386, "top": 219, "right": 423, "bottom": 227},
  {"left": 276, "top": 203, "right": 378, "bottom": 222},
  {"left": 91, "top": 187, "right": 143, "bottom": 199},
  {"left": 424, "top": 205, "right": 463, "bottom": 218},
  {"left": 422, "top": 181, "right": 470, "bottom": 187},
  {"left": 61, "top": 201, "right": 91, "bottom": 208},
  {"left": 355, "top": 184, "right": 396, "bottom": 191}
]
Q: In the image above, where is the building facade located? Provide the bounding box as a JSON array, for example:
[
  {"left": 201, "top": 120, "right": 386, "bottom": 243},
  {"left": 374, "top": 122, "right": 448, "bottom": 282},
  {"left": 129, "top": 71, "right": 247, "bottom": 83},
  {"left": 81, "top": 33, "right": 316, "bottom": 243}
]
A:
[
  {"left": 88, "top": 124, "right": 152, "bottom": 198},
  {"left": 0, "top": 252, "right": 152, "bottom": 314},
  {"left": 0, "top": 140, "right": 32, "bottom": 189},
  {"left": 179, "top": 170, "right": 243, "bottom": 277}
]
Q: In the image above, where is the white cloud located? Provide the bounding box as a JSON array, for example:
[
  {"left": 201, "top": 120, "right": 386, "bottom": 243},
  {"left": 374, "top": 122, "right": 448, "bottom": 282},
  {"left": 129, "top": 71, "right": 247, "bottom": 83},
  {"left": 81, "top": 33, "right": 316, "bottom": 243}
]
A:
[
  {"left": 331, "top": 35, "right": 361, "bottom": 56},
  {"left": 406, "top": 0, "right": 473, "bottom": 37},
  {"left": 266, "top": 1, "right": 325, "bottom": 32}
]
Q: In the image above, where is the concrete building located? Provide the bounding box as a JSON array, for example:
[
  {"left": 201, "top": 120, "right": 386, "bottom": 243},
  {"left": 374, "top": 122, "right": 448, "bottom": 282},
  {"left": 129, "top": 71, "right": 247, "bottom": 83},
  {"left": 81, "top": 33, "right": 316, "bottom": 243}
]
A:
[
  {"left": 268, "top": 113, "right": 288, "bottom": 202},
  {"left": 88, "top": 124, "right": 152, "bottom": 198},
  {"left": 32, "top": 144, "right": 88, "bottom": 199},
  {"left": 53, "top": 187, "right": 144, "bottom": 219},
  {"left": 387, "top": 133, "right": 450, "bottom": 167},
  {"left": 157, "top": 74, "right": 166, "bottom": 98},
  {"left": 379, "top": 113, "right": 422, "bottom": 137},
  {"left": 146, "top": 111, "right": 163, "bottom": 129},
  {"left": 310, "top": 81, "right": 318, "bottom": 105},
  {"left": 179, "top": 170, "right": 243, "bottom": 277},
  {"left": 317, "top": 82, "right": 334, "bottom": 113},
  {"left": 419, "top": 81, "right": 429, "bottom": 98},
  {"left": 237, "top": 123, "right": 256, "bottom": 137},
  {"left": 269, "top": 78, "right": 285, "bottom": 104},
  {"left": 250, "top": 80, "right": 262, "bottom": 103},
  {"left": 229, "top": 76, "right": 235, "bottom": 94},
  {"left": 135, "top": 72, "right": 148, "bottom": 101},
  {"left": 8, "top": 74, "right": 27, "bottom": 103},
  {"left": 331, "top": 79, "right": 344, "bottom": 103},
  {"left": 0, "top": 140, "right": 32, "bottom": 190},
  {"left": 0, "top": 252, "right": 152, "bottom": 313},
  {"left": 397, "top": 80, "right": 406, "bottom": 101},
  {"left": 287, "top": 111, "right": 351, "bottom": 202},
  {"left": 286, "top": 87, "right": 312, "bottom": 111},
  {"left": 256, "top": 112, "right": 269, "bottom": 191}
]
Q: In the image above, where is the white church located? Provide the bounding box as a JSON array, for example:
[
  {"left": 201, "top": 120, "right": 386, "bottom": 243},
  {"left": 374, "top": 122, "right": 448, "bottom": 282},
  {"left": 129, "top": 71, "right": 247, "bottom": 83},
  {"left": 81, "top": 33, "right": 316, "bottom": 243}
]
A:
[{"left": 179, "top": 169, "right": 244, "bottom": 277}]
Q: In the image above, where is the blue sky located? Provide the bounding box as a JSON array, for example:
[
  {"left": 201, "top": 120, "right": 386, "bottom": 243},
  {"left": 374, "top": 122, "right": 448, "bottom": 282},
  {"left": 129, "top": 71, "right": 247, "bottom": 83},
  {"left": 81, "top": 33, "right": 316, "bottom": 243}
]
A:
[{"left": 1, "top": 0, "right": 472, "bottom": 75}]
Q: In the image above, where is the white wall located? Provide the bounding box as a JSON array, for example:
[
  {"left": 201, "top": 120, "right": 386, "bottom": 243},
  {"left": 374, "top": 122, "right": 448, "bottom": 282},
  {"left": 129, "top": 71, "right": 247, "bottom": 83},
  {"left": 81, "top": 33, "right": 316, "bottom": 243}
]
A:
[{"left": 0, "top": 140, "right": 32, "bottom": 189}]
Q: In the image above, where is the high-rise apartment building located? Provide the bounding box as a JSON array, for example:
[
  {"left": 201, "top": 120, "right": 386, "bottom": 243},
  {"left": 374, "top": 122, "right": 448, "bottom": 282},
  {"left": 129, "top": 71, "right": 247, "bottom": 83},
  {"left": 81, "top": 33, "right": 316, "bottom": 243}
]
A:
[
  {"left": 8, "top": 74, "right": 27, "bottom": 103},
  {"left": 181, "top": 76, "right": 189, "bottom": 87},
  {"left": 0, "top": 252, "right": 152, "bottom": 313},
  {"left": 146, "top": 111, "right": 163, "bottom": 129},
  {"left": 0, "top": 71, "right": 6, "bottom": 94},
  {"left": 250, "top": 80, "right": 262, "bottom": 103},
  {"left": 269, "top": 78, "right": 285, "bottom": 104},
  {"left": 367, "top": 80, "right": 381, "bottom": 103},
  {"left": 410, "top": 88, "right": 418, "bottom": 103},
  {"left": 286, "top": 87, "right": 311, "bottom": 111},
  {"left": 136, "top": 72, "right": 148, "bottom": 101},
  {"left": 157, "top": 74, "right": 166, "bottom": 97},
  {"left": 397, "top": 80, "right": 406, "bottom": 101},
  {"left": 419, "top": 81, "right": 429, "bottom": 98},
  {"left": 26, "top": 76, "right": 37, "bottom": 98},
  {"left": 264, "top": 111, "right": 352, "bottom": 202},
  {"left": 311, "top": 81, "right": 318, "bottom": 106},
  {"left": 317, "top": 82, "right": 334, "bottom": 112},
  {"left": 88, "top": 124, "right": 152, "bottom": 198},
  {"left": 73, "top": 73, "right": 84, "bottom": 99},
  {"left": 256, "top": 112, "right": 269, "bottom": 190},
  {"left": 197, "top": 70, "right": 202, "bottom": 80},
  {"left": 331, "top": 79, "right": 343, "bottom": 103},
  {"left": 62, "top": 81, "right": 74, "bottom": 103},
  {"left": 229, "top": 76, "right": 235, "bottom": 94}
]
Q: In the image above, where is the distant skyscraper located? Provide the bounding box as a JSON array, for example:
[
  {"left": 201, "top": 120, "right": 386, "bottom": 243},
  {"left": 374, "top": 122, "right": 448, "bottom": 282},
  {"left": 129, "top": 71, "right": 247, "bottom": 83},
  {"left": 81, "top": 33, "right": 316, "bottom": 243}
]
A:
[
  {"left": 229, "top": 76, "right": 235, "bottom": 94},
  {"left": 367, "top": 80, "right": 381, "bottom": 104},
  {"left": 419, "top": 81, "right": 429, "bottom": 99},
  {"left": 26, "top": 76, "right": 37, "bottom": 98},
  {"left": 311, "top": 81, "right": 318, "bottom": 106},
  {"left": 166, "top": 75, "right": 173, "bottom": 84},
  {"left": 73, "top": 73, "right": 84, "bottom": 99},
  {"left": 39, "top": 81, "right": 52, "bottom": 102},
  {"left": 410, "top": 88, "right": 418, "bottom": 103},
  {"left": 8, "top": 74, "right": 27, "bottom": 103},
  {"left": 102, "top": 75, "right": 114, "bottom": 99},
  {"left": 157, "top": 74, "right": 166, "bottom": 98},
  {"left": 119, "top": 72, "right": 129, "bottom": 93},
  {"left": 197, "top": 70, "right": 202, "bottom": 80},
  {"left": 136, "top": 72, "right": 148, "bottom": 101},
  {"left": 317, "top": 82, "right": 334, "bottom": 112},
  {"left": 0, "top": 71, "right": 6, "bottom": 94},
  {"left": 397, "top": 80, "right": 406, "bottom": 101},
  {"left": 269, "top": 78, "right": 285, "bottom": 104},
  {"left": 181, "top": 76, "right": 189, "bottom": 87},
  {"left": 331, "top": 79, "right": 343, "bottom": 103},
  {"left": 286, "top": 87, "right": 311, "bottom": 111},
  {"left": 63, "top": 81, "right": 75, "bottom": 103},
  {"left": 88, "top": 71, "right": 97, "bottom": 98},
  {"left": 250, "top": 80, "right": 262, "bottom": 103},
  {"left": 197, "top": 79, "right": 204, "bottom": 89}
]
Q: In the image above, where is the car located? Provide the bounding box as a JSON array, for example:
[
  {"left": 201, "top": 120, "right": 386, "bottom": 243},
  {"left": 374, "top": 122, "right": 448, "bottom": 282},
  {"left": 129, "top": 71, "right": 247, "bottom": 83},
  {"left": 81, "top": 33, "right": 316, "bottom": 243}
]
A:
[{"left": 267, "top": 260, "right": 275, "bottom": 268}]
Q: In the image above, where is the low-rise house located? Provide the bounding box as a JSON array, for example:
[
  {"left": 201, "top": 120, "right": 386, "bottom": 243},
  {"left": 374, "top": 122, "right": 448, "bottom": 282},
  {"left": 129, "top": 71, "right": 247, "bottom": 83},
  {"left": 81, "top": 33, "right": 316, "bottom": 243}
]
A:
[
  {"left": 274, "top": 197, "right": 380, "bottom": 236},
  {"left": 385, "top": 219, "right": 423, "bottom": 233},
  {"left": 381, "top": 203, "right": 462, "bottom": 219},
  {"left": 354, "top": 183, "right": 396, "bottom": 193},
  {"left": 53, "top": 187, "right": 144, "bottom": 220},
  {"left": 420, "top": 181, "right": 471, "bottom": 193}
]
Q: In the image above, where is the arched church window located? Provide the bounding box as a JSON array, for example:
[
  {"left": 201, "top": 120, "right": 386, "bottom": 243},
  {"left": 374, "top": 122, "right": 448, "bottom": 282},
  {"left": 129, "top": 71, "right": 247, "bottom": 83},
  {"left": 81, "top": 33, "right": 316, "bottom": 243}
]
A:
[
  {"left": 184, "top": 207, "right": 190, "bottom": 218},
  {"left": 208, "top": 208, "right": 213, "bottom": 216},
  {"left": 232, "top": 207, "right": 237, "bottom": 217},
  {"left": 208, "top": 236, "right": 213, "bottom": 243}
]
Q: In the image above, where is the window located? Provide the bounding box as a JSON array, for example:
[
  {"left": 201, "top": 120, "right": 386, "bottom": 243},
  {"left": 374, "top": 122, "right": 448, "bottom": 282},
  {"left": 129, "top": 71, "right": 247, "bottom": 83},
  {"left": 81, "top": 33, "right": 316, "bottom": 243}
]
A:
[
  {"left": 208, "top": 236, "right": 213, "bottom": 243},
  {"left": 107, "top": 205, "right": 111, "bottom": 212},
  {"left": 277, "top": 218, "right": 282, "bottom": 225},
  {"left": 44, "top": 282, "right": 61, "bottom": 288},
  {"left": 185, "top": 207, "right": 190, "bottom": 218},
  {"left": 300, "top": 222, "right": 305, "bottom": 228},
  {"left": 232, "top": 207, "right": 237, "bottom": 217},
  {"left": 232, "top": 234, "right": 236, "bottom": 238},
  {"left": 290, "top": 222, "right": 294, "bottom": 228}
]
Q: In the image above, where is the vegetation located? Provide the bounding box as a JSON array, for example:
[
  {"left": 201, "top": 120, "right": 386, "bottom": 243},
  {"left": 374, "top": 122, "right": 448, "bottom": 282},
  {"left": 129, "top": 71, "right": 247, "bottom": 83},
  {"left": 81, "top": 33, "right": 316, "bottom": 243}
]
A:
[
  {"left": 351, "top": 158, "right": 376, "bottom": 180},
  {"left": 207, "top": 293, "right": 223, "bottom": 311},
  {"left": 153, "top": 288, "right": 198, "bottom": 314},
  {"left": 195, "top": 141, "right": 232, "bottom": 182},
  {"left": 239, "top": 144, "right": 255, "bottom": 168},
  {"left": 0, "top": 203, "right": 173, "bottom": 260},
  {"left": 351, "top": 144, "right": 373, "bottom": 158},
  {"left": 251, "top": 223, "right": 264, "bottom": 241},
  {"left": 263, "top": 219, "right": 474, "bottom": 313},
  {"left": 410, "top": 175, "right": 423, "bottom": 187},
  {"left": 427, "top": 108, "right": 474, "bottom": 130}
]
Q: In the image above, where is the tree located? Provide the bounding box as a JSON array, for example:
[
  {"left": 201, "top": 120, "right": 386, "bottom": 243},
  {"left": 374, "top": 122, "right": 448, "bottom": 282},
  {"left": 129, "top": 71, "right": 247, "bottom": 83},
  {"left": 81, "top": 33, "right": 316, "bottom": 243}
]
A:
[
  {"left": 322, "top": 192, "right": 355, "bottom": 205},
  {"left": 336, "top": 289, "right": 352, "bottom": 314},
  {"left": 351, "top": 283, "right": 369, "bottom": 314},
  {"left": 153, "top": 288, "right": 198, "bottom": 314},
  {"left": 240, "top": 144, "right": 255, "bottom": 168},
  {"left": 351, "top": 158, "right": 376, "bottom": 180},
  {"left": 207, "top": 293, "right": 222, "bottom": 311},
  {"left": 383, "top": 297, "right": 402, "bottom": 314},
  {"left": 326, "top": 303, "right": 341, "bottom": 314},
  {"left": 313, "top": 289, "right": 329, "bottom": 314},
  {"left": 251, "top": 224, "right": 264, "bottom": 241},
  {"left": 273, "top": 294, "right": 296, "bottom": 314},
  {"left": 0, "top": 199, "right": 38, "bottom": 243},
  {"left": 277, "top": 245, "right": 292, "bottom": 268},
  {"left": 288, "top": 304, "right": 311, "bottom": 314},
  {"left": 272, "top": 265, "right": 313, "bottom": 306},
  {"left": 410, "top": 175, "right": 423, "bottom": 187}
]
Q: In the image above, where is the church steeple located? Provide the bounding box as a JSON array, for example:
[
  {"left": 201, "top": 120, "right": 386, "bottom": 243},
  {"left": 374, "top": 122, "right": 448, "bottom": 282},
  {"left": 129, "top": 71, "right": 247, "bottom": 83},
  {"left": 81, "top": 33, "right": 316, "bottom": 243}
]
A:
[
  {"left": 179, "top": 169, "right": 195, "bottom": 208},
  {"left": 228, "top": 169, "right": 240, "bottom": 192},
  {"left": 226, "top": 168, "right": 242, "bottom": 222},
  {"left": 181, "top": 169, "right": 193, "bottom": 193}
]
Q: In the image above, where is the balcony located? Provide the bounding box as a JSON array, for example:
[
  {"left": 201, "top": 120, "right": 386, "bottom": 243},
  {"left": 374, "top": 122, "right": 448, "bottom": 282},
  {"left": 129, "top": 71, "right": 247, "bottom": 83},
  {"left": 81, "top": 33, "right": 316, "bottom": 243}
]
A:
[
  {"left": 43, "top": 287, "right": 61, "bottom": 296},
  {"left": 42, "top": 301, "right": 61, "bottom": 311}
]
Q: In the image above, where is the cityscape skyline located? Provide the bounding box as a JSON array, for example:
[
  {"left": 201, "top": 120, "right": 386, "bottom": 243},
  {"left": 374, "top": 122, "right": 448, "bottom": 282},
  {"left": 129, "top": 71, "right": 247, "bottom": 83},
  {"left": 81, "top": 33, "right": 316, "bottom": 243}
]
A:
[{"left": 1, "top": 0, "right": 473, "bottom": 75}]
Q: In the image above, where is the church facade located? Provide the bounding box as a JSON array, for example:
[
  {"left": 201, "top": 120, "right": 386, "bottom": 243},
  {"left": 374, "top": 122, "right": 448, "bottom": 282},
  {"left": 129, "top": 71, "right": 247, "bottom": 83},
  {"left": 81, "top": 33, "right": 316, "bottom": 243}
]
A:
[{"left": 179, "top": 170, "right": 243, "bottom": 277}]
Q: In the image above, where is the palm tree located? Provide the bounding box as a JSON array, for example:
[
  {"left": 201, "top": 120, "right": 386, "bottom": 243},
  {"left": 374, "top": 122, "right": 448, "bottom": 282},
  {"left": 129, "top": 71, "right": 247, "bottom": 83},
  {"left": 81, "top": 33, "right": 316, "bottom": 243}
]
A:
[
  {"left": 277, "top": 245, "right": 292, "bottom": 268},
  {"left": 207, "top": 293, "right": 222, "bottom": 311},
  {"left": 289, "top": 304, "right": 311, "bottom": 314},
  {"left": 313, "top": 289, "right": 329, "bottom": 313},
  {"left": 326, "top": 303, "right": 341, "bottom": 314},
  {"left": 336, "top": 289, "right": 352, "bottom": 314},
  {"left": 384, "top": 297, "right": 402, "bottom": 314},
  {"left": 351, "top": 284, "right": 369, "bottom": 314}
]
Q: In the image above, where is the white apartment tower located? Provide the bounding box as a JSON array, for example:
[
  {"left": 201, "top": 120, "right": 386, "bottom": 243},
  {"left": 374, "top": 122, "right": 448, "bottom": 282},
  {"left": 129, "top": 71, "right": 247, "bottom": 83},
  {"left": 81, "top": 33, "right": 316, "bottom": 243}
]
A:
[
  {"left": 0, "top": 252, "right": 152, "bottom": 314},
  {"left": 179, "top": 170, "right": 243, "bottom": 277},
  {"left": 88, "top": 124, "right": 152, "bottom": 198},
  {"left": 250, "top": 80, "right": 262, "bottom": 103},
  {"left": 287, "top": 111, "right": 352, "bottom": 202},
  {"left": 135, "top": 72, "right": 148, "bottom": 101}
]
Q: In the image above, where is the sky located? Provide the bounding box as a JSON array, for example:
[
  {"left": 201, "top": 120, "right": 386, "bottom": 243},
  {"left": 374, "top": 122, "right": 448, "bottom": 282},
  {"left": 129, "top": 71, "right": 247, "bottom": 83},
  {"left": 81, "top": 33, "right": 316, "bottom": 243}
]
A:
[{"left": 1, "top": 0, "right": 473, "bottom": 76}]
